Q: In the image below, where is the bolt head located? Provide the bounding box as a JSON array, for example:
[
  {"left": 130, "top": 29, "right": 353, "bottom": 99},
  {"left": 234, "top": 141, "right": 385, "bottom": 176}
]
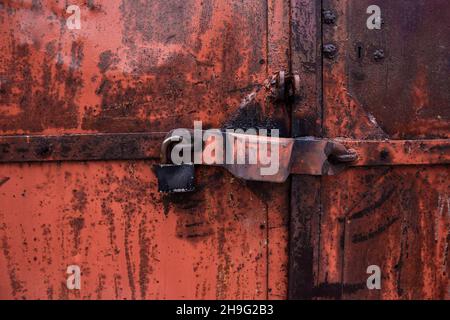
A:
[
  {"left": 323, "top": 44, "right": 337, "bottom": 59},
  {"left": 373, "top": 49, "right": 385, "bottom": 61},
  {"left": 323, "top": 10, "right": 336, "bottom": 24}
]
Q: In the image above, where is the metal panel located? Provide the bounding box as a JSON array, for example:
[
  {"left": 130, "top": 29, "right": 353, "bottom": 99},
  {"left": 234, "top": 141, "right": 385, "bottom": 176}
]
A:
[
  {"left": 311, "top": 0, "right": 448, "bottom": 299},
  {"left": 290, "top": 0, "right": 449, "bottom": 300},
  {"left": 288, "top": 0, "right": 323, "bottom": 299},
  {"left": 0, "top": 1, "right": 290, "bottom": 299}
]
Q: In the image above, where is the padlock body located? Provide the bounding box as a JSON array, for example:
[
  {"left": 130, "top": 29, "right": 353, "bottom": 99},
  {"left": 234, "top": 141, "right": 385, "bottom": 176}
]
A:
[{"left": 155, "top": 164, "right": 195, "bottom": 193}]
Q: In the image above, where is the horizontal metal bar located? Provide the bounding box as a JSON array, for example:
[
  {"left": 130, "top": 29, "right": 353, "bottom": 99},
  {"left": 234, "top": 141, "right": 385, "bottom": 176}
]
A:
[
  {"left": 340, "top": 139, "right": 450, "bottom": 167},
  {"left": 0, "top": 133, "right": 166, "bottom": 162},
  {"left": 0, "top": 133, "right": 448, "bottom": 180}
]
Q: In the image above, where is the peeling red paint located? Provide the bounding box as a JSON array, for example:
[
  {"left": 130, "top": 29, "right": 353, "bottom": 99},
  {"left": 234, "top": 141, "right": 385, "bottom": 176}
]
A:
[
  {"left": 1, "top": 0, "right": 448, "bottom": 301},
  {"left": 0, "top": 0, "right": 290, "bottom": 300}
]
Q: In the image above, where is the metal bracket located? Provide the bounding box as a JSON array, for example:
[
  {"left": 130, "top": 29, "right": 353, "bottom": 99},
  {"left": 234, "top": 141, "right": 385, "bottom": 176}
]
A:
[{"left": 271, "top": 71, "right": 301, "bottom": 101}]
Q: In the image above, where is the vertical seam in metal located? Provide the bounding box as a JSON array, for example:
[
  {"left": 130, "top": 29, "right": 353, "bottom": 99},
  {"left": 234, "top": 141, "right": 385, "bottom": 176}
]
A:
[
  {"left": 287, "top": 0, "right": 293, "bottom": 300},
  {"left": 320, "top": 0, "right": 324, "bottom": 136},
  {"left": 265, "top": 0, "right": 270, "bottom": 76},
  {"left": 265, "top": 0, "right": 270, "bottom": 300},
  {"left": 317, "top": 0, "right": 324, "bottom": 293},
  {"left": 338, "top": 0, "right": 347, "bottom": 297}
]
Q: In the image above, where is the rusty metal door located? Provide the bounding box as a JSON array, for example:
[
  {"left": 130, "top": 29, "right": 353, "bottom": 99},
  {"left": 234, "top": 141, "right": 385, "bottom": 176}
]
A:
[
  {"left": 289, "top": 0, "right": 449, "bottom": 299},
  {"left": 0, "top": 0, "right": 449, "bottom": 301},
  {"left": 0, "top": 0, "right": 292, "bottom": 299}
]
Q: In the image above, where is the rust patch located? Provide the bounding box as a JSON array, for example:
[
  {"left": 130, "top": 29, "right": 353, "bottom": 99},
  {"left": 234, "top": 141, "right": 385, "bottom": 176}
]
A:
[
  {"left": 1, "top": 230, "right": 25, "bottom": 298},
  {"left": 101, "top": 201, "right": 119, "bottom": 254},
  {"left": 98, "top": 50, "right": 120, "bottom": 73},
  {"left": 0, "top": 40, "right": 83, "bottom": 133},
  {"left": 138, "top": 212, "right": 150, "bottom": 299},
  {"left": 123, "top": 202, "right": 137, "bottom": 300},
  {"left": 69, "top": 217, "right": 85, "bottom": 253},
  {"left": 95, "top": 274, "right": 107, "bottom": 300},
  {"left": 71, "top": 188, "right": 87, "bottom": 212}
]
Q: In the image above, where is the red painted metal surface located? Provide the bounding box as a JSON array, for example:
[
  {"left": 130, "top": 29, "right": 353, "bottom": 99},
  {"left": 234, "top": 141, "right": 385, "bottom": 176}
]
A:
[
  {"left": 0, "top": 0, "right": 448, "bottom": 301},
  {"left": 321, "top": 0, "right": 449, "bottom": 299},
  {"left": 0, "top": 0, "right": 290, "bottom": 299},
  {"left": 290, "top": 0, "right": 449, "bottom": 299}
]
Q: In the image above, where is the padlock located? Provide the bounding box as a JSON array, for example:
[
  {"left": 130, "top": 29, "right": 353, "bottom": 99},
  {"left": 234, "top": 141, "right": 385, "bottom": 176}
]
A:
[{"left": 155, "top": 135, "right": 195, "bottom": 193}]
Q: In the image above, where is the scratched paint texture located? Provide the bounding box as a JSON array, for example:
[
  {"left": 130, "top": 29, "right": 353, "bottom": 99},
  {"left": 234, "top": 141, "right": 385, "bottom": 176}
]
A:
[
  {"left": 1, "top": 0, "right": 448, "bottom": 301},
  {"left": 290, "top": 0, "right": 448, "bottom": 299},
  {"left": 0, "top": 1, "right": 290, "bottom": 299}
]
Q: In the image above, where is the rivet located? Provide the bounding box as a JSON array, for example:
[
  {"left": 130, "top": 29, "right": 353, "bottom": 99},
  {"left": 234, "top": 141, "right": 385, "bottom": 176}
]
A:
[
  {"left": 323, "top": 44, "right": 338, "bottom": 59},
  {"left": 373, "top": 49, "right": 385, "bottom": 61},
  {"left": 323, "top": 10, "right": 337, "bottom": 25}
]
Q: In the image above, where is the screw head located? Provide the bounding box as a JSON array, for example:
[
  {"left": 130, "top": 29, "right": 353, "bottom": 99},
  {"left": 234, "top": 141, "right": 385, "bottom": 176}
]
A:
[
  {"left": 323, "top": 44, "right": 338, "bottom": 59},
  {"left": 373, "top": 49, "right": 385, "bottom": 61},
  {"left": 323, "top": 10, "right": 336, "bottom": 24}
]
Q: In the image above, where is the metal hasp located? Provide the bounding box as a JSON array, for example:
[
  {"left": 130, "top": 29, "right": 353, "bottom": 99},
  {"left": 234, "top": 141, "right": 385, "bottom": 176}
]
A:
[{"left": 0, "top": 132, "right": 448, "bottom": 184}]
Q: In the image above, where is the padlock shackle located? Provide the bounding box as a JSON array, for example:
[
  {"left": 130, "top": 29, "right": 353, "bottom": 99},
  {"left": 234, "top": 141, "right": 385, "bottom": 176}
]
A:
[{"left": 160, "top": 135, "right": 183, "bottom": 164}]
